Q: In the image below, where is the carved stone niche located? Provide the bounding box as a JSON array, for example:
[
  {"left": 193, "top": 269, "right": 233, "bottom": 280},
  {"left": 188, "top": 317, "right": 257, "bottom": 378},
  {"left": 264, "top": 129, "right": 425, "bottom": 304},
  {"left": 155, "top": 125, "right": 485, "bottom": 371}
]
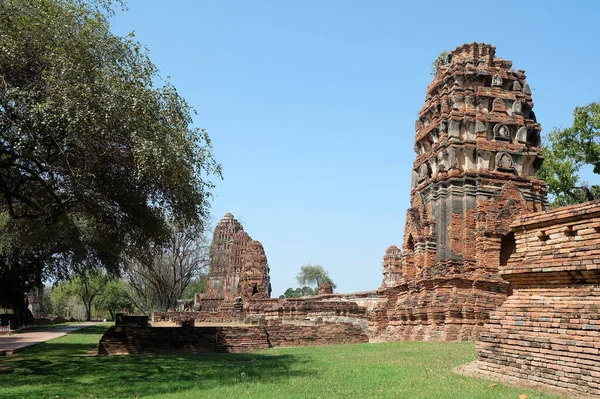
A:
[
  {"left": 512, "top": 100, "right": 522, "bottom": 115},
  {"left": 492, "top": 98, "right": 507, "bottom": 113},
  {"left": 516, "top": 126, "right": 528, "bottom": 143},
  {"left": 417, "top": 163, "right": 430, "bottom": 183},
  {"left": 431, "top": 128, "right": 439, "bottom": 143},
  {"left": 493, "top": 123, "right": 511, "bottom": 141},
  {"left": 495, "top": 152, "right": 515, "bottom": 172},
  {"left": 448, "top": 120, "right": 461, "bottom": 138},
  {"left": 513, "top": 81, "right": 522, "bottom": 91},
  {"left": 438, "top": 120, "right": 448, "bottom": 134},
  {"left": 415, "top": 141, "right": 424, "bottom": 155},
  {"left": 523, "top": 82, "right": 532, "bottom": 95},
  {"left": 492, "top": 74, "right": 503, "bottom": 87}
]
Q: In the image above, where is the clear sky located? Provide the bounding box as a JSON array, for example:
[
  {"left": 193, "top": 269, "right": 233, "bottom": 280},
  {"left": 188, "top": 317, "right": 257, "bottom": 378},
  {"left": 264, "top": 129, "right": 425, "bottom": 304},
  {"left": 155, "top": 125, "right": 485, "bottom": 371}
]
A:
[{"left": 110, "top": 0, "right": 600, "bottom": 296}]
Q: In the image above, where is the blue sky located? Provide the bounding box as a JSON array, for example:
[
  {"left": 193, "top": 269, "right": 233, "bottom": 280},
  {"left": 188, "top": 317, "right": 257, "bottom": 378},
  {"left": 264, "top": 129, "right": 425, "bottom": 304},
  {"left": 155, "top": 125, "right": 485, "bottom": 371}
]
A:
[{"left": 111, "top": 0, "right": 600, "bottom": 296}]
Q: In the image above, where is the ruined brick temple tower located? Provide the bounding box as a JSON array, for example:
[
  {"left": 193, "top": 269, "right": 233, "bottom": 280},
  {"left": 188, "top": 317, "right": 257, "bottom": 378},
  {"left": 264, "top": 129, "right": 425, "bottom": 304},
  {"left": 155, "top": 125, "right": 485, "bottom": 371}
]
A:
[
  {"left": 372, "top": 43, "right": 548, "bottom": 341},
  {"left": 206, "top": 213, "right": 271, "bottom": 300}
]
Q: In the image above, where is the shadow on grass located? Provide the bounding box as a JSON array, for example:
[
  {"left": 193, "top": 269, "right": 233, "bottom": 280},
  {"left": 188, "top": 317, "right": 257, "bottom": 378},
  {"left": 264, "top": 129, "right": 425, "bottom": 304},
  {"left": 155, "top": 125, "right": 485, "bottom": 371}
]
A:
[{"left": 0, "top": 325, "right": 313, "bottom": 398}]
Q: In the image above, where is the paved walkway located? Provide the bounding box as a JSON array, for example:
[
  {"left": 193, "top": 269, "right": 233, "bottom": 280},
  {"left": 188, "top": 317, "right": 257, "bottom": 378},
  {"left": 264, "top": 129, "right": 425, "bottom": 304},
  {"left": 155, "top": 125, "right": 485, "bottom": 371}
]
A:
[{"left": 0, "top": 322, "right": 101, "bottom": 356}]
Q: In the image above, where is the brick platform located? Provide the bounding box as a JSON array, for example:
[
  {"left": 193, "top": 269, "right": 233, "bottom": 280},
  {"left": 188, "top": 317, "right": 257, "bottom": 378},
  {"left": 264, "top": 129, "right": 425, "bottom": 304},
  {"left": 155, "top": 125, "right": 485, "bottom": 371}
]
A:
[{"left": 476, "top": 201, "right": 600, "bottom": 397}]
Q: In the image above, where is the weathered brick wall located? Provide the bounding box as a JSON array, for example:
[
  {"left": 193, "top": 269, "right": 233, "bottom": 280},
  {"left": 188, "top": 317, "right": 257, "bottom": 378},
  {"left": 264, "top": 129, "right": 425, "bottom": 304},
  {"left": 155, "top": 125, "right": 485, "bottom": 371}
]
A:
[
  {"left": 264, "top": 321, "right": 369, "bottom": 347},
  {"left": 476, "top": 201, "right": 600, "bottom": 397},
  {"left": 244, "top": 296, "right": 370, "bottom": 332},
  {"left": 154, "top": 293, "right": 373, "bottom": 330},
  {"left": 370, "top": 278, "right": 508, "bottom": 341},
  {"left": 98, "top": 326, "right": 271, "bottom": 355},
  {"left": 98, "top": 322, "right": 368, "bottom": 355}
]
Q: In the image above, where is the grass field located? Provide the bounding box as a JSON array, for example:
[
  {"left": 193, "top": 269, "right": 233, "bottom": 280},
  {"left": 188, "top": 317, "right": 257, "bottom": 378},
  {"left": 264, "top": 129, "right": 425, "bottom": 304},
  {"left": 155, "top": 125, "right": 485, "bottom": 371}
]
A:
[{"left": 0, "top": 325, "right": 562, "bottom": 399}]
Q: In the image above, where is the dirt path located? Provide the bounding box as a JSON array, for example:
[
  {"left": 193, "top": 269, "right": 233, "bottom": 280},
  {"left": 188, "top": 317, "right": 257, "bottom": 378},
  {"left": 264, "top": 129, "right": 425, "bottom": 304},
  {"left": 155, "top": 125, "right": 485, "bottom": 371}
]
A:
[{"left": 0, "top": 322, "right": 101, "bottom": 356}]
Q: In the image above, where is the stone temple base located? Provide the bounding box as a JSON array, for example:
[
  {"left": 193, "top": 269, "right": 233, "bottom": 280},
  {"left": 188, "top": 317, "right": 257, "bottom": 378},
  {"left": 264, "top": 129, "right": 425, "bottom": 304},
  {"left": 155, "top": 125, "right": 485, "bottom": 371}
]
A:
[{"left": 370, "top": 277, "right": 509, "bottom": 342}]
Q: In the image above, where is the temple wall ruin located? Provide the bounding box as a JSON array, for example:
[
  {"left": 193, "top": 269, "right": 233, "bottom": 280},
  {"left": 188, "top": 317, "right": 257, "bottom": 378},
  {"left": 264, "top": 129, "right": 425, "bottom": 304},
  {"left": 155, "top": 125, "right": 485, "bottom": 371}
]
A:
[
  {"left": 154, "top": 291, "right": 375, "bottom": 334},
  {"left": 475, "top": 200, "right": 600, "bottom": 397}
]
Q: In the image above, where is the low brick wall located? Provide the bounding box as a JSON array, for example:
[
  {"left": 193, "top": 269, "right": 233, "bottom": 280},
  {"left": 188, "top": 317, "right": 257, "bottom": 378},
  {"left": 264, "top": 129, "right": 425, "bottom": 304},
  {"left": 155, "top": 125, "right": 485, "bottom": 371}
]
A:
[
  {"left": 98, "top": 326, "right": 270, "bottom": 355},
  {"left": 265, "top": 321, "right": 368, "bottom": 347},
  {"left": 98, "top": 321, "right": 369, "bottom": 355},
  {"left": 153, "top": 295, "right": 371, "bottom": 333},
  {"left": 476, "top": 201, "right": 600, "bottom": 397}
]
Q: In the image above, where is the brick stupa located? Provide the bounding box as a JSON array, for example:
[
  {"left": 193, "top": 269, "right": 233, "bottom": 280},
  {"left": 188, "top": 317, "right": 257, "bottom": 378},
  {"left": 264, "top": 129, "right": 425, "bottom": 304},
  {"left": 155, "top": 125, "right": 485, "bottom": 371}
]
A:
[
  {"left": 371, "top": 43, "right": 548, "bottom": 341},
  {"left": 205, "top": 213, "right": 271, "bottom": 300}
]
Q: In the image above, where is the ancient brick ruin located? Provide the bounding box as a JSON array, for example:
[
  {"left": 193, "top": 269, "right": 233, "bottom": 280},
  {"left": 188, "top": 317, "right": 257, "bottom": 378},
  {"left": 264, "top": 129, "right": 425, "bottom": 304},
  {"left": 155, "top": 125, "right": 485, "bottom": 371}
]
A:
[
  {"left": 371, "top": 43, "right": 548, "bottom": 341},
  {"left": 98, "top": 42, "right": 600, "bottom": 398},
  {"left": 187, "top": 213, "right": 272, "bottom": 319},
  {"left": 205, "top": 213, "right": 271, "bottom": 299},
  {"left": 475, "top": 201, "right": 600, "bottom": 396},
  {"left": 150, "top": 212, "right": 372, "bottom": 345}
]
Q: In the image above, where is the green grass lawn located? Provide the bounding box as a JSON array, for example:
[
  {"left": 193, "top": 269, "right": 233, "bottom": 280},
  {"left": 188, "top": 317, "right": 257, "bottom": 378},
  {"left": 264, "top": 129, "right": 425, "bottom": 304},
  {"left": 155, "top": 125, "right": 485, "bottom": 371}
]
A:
[{"left": 0, "top": 325, "right": 562, "bottom": 399}]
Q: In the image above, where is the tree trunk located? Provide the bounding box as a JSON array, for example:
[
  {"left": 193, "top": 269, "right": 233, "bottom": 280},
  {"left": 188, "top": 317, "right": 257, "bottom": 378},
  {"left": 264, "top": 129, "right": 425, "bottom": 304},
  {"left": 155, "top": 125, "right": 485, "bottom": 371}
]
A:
[
  {"left": 84, "top": 301, "right": 92, "bottom": 321},
  {"left": 9, "top": 290, "right": 33, "bottom": 328}
]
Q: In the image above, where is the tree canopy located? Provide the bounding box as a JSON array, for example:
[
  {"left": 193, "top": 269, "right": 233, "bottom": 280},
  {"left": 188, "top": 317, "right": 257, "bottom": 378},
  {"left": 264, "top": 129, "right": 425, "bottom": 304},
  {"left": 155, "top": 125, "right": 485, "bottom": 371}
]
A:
[
  {"left": 296, "top": 264, "right": 336, "bottom": 289},
  {"left": 538, "top": 102, "right": 600, "bottom": 207},
  {"left": 278, "top": 286, "right": 317, "bottom": 299},
  {"left": 0, "top": 0, "right": 221, "bottom": 326}
]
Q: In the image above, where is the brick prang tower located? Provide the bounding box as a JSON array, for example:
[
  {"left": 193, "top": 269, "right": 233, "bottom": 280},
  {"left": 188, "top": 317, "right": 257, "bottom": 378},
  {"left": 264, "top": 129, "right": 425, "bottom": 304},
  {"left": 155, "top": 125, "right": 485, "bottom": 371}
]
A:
[
  {"left": 372, "top": 43, "right": 548, "bottom": 341},
  {"left": 206, "top": 213, "right": 271, "bottom": 300}
]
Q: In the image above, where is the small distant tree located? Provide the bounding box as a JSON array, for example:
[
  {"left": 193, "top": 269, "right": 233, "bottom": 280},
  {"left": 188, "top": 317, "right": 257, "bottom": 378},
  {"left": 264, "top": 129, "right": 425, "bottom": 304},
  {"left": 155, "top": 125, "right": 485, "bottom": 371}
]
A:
[
  {"left": 64, "top": 269, "right": 108, "bottom": 321},
  {"left": 182, "top": 275, "right": 208, "bottom": 300},
  {"left": 96, "top": 280, "right": 130, "bottom": 320},
  {"left": 296, "top": 264, "right": 336, "bottom": 289},
  {"left": 278, "top": 286, "right": 317, "bottom": 299},
  {"left": 124, "top": 223, "right": 210, "bottom": 313}
]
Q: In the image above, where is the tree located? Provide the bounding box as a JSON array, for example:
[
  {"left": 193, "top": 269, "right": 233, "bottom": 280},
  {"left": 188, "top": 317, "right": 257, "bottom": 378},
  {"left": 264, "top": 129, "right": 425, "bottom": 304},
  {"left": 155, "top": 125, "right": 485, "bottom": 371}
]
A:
[
  {"left": 96, "top": 280, "right": 129, "bottom": 320},
  {"left": 431, "top": 50, "right": 450, "bottom": 76},
  {"left": 278, "top": 286, "right": 317, "bottom": 299},
  {"left": 125, "top": 223, "right": 210, "bottom": 313},
  {"left": 0, "top": 0, "right": 221, "bottom": 326},
  {"left": 538, "top": 102, "right": 600, "bottom": 207},
  {"left": 296, "top": 264, "right": 336, "bottom": 289},
  {"left": 182, "top": 275, "right": 208, "bottom": 300},
  {"left": 64, "top": 269, "right": 108, "bottom": 321}
]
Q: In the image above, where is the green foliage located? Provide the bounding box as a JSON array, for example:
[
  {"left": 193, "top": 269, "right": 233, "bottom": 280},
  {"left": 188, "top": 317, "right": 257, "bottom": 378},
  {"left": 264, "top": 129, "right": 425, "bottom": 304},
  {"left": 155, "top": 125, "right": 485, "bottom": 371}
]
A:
[
  {"left": 431, "top": 50, "right": 450, "bottom": 75},
  {"left": 0, "top": 325, "right": 561, "bottom": 399},
  {"left": 62, "top": 269, "right": 108, "bottom": 321},
  {"left": 0, "top": 0, "right": 221, "bottom": 325},
  {"left": 296, "top": 264, "right": 336, "bottom": 289},
  {"left": 278, "top": 286, "right": 317, "bottom": 299},
  {"left": 182, "top": 276, "right": 207, "bottom": 300},
  {"left": 95, "top": 279, "right": 129, "bottom": 320},
  {"left": 538, "top": 102, "right": 600, "bottom": 207},
  {"left": 49, "top": 284, "right": 75, "bottom": 318}
]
